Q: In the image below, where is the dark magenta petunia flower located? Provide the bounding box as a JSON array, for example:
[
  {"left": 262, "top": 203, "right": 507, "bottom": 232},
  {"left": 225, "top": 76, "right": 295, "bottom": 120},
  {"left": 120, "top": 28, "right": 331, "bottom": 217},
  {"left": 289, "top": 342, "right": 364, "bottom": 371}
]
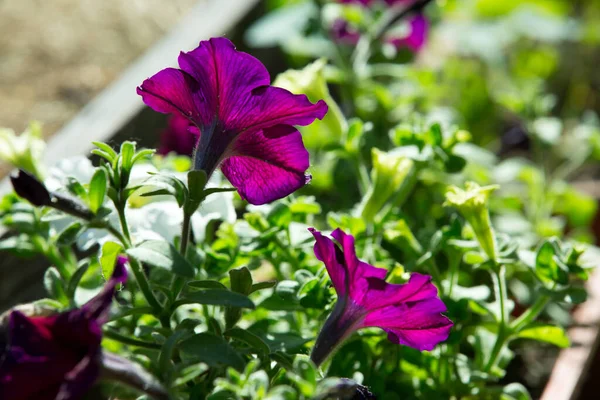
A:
[
  {"left": 335, "top": 0, "right": 429, "bottom": 52},
  {"left": 309, "top": 228, "right": 452, "bottom": 366},
  {"left": 137, "top": 37, "right": 328, "bottom": 205},
  {"left": 158, "top": 113, "right": 200, "bottom": 156},
  {"left": 0, "top": 257, "right": 127, "bottom": 400}
]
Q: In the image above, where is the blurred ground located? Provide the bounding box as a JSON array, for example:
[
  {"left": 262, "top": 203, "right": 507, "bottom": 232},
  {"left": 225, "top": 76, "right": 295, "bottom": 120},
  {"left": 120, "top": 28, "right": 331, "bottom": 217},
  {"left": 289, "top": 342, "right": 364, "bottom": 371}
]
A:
[{"left": 0, "top": 0, "right": 197, "bottom": 137}]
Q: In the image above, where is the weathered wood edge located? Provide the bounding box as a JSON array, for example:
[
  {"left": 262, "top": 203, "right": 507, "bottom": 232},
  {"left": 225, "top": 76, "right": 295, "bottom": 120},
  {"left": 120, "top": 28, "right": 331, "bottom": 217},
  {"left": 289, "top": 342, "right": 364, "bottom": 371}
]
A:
[{"left": 540, "top": 268, "right": 600, "bottom": 400}]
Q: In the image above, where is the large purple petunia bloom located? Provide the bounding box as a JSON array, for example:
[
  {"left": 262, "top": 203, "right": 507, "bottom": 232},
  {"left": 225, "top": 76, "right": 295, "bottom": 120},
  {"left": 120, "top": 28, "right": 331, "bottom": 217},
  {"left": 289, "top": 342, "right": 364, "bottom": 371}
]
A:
[
  {"left": 309, "top": 228, "right": 452, "bottom": 366},
  {"left": 138, "top": 37, "right": 328, "bottom": 205},
  {"left": 0, "top": 257, "right": 127, "bottom": 400},
  {"left": 335, "top": 0, "right": 429, "bottom": 52}
]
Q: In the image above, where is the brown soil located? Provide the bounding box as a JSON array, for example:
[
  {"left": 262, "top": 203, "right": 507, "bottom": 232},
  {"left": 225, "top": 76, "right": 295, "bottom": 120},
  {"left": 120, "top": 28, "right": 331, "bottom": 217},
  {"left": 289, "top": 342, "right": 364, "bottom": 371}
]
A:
[{"left": 0, "top": 0, "right": 197, "bottom": 137}]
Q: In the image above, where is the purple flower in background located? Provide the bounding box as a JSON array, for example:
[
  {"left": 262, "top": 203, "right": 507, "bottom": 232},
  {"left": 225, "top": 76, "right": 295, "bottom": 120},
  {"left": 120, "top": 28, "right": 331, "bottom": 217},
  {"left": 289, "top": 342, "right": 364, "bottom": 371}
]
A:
[
  {"left": 0, "top": 257, "right": 128, "bottom": 400},
  {"left": 138, "top": 37, "right": 328, "bottom": 205},
  {"left": 334, "top": 0, "right": 429, "bottom": 52},
  {"left": 158, "top": 113, "right": 200, "bottom": 156},
  {"left": 309, "top": 228, "right": 452, "bottom": 366}
]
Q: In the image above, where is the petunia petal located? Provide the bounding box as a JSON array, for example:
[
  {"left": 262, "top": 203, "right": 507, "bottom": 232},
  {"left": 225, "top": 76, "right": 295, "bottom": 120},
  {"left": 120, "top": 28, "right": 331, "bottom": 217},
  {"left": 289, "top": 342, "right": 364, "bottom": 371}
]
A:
[
  {"left": 330, "top": 229, "right": 387, "bottom": 302},
  {"left": 55, "top": 349, "right": 102, "bottom": 400},
  {"left": 158, "top": 114, "right": 200, "bottom": 156},
  {"left": 137, "top": 68, "right": 203, "bottom": 124},
  {"left": 309, "top": 228, "right": 348, "bottom": 296},
  {"left": 79, "top": 255, "right": 128, "bottom": 323},
  {"left": 221, "top": 125, "right": 310, "bottom": 205},
  {"left": 0, "top": 313, "right": 81, "bottom": 400},
  {"left": 361, "top": 297, "right": 453, "bottom": 351},
  {"left": 362, "top": 272, "right": 440, "bottom": 310},
  {"left": 178, "top": 37, "right": 271, "bottom": 127},
  {"left": 387, "top": 14, "right": 428, "bottom": 51},
  {"left": 178, "top": 37, "right": 327, "bottom": 133},
  {"left": 227, "top": 85, "right": 328, "bottom": 134}
]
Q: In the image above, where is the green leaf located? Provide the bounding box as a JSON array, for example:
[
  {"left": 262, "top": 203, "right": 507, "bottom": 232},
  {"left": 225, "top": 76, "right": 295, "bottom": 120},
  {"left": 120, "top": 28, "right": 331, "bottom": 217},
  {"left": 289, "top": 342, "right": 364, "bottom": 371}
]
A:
[
  {"left": 187, "top": 280, "right": 227, "bottom": 290},
  {"left": 92, "top": 141, "right": 118, "bottom": 162},
  {"left": 0, "top": 235, "right": 36, "bottom": 257},
  {"left": 44, "top": 267, "right": 66, "bottom": 301},
  {"left": 66, "top": 177, "right": 88, "bottom": 201},
  {"left": 229, "top": 267, "right": 253, "bottom": 295},
  {"left": 275, "top": 280, "right": 300, "bottom": 300},
  {"left": 88, "top": 169, "right": 108, "bottom": 213},
  {"left": 178, "top": 289, "right": 255, "bottom": 309},
  {"left": 140, "top": 174, "right": 188, "bottom": 207},
  {"left": 359, "top": 149, "right": 414, "bottom": 222},
  {"left": 445, "top": 154, "right": 467, "bottom": 173},
  {"left": 226, "top": 267, "right": 254, "bottom": 329},
  {"left": 179, "top": 332, "right": 246, "bottom": 371},
  {"left": 187, "top": 170, "right": 208, "bottom": 202},
  {"left": 429, "top": 123, "right": 443, "bottom": 146},
  {"left": 225, "top": 327, "right": 270, "bottom": 355},
  {"left": 289, "top": 197, "right": 321, "bottom": 215},
  {"left": 250, "top": 281, "right": 277, "bottom": 294},
  {"left": 535, "top": 240, "right": 569, "bottom": 286},
  {"left": 159, "top": 330, "right": 188, "bottom": 378},
  {"left": 515, "top": 324, "right": 570, "bottom": 348},
  {"left": 119, "top": 141, "right": 136, "bottom": 171},
  {"left": 100, "top": 241, "right": 123, "bottom": 279},
  {"left": 55, "top": 221, "right": 85, "bottom": 247},
  {"left": 464, "top": 251, "right": 486, "bottom": 265},
  {"left": 267, "top": 204, "right": 292, "bottom": 227},
  {"left": 67, "top": 263, "right": 90, "bottom": 299},
  {"left": 126, "top": 240, "right": 195, "bottom": 278},
  {"left": 501, "top": 383, "right": 532, "bottom": 400},
  {"left": 131, "top": 148, "right": 155, "bottom": 165}
]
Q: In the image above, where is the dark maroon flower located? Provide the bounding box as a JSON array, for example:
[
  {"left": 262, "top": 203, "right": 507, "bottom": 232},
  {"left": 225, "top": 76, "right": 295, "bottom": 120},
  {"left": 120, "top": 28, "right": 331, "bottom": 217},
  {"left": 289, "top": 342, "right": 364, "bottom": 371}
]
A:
[
  {"left": 158, "top": 114, "right": 200, "bottom": 156},
  {"left": 0, "top": 257, "right": 127, "bottom": 400},
  {"left": 138, "top": 37, "right": 328, "bottom": 205}
]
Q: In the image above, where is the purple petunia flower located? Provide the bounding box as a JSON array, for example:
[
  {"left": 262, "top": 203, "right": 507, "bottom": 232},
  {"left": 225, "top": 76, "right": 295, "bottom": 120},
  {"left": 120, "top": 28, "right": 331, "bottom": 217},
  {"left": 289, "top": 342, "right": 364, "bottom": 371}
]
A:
[
  {"left": 334, "top": 0, "right": 429, "bottom": 52},
  {"left": 137, "top": 37, "right": 328, "bottom": 205},
  {"left": 0, "top": 257, "right": 128, "bottom": 400},
  {"left": 309, "top": 228, "right": 452, "bottom": 366},
  {"left": 158, "top": 113, "right": 200, "bottom": 156}
]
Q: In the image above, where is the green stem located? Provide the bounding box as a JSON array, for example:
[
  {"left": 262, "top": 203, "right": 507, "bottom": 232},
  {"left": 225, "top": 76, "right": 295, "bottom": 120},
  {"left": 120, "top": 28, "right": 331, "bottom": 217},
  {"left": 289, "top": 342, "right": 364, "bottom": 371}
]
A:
[
  {"left": 483, "top": 266, "right": 509, "bottom": 373},
  {"left": 169, "top": 210, "right": 193, "bottom": 304},
  {"left": 104, "top": 328, "right": 161, "bottom": 349},
  {"left": 273, "top": 233, "right": 300, "bottom": 270},
  {"left": 128, "top": 259, "right": 164, "bottom": 315},
  {"left": 116, "top": 202, "right": 131, "bottom": 243},
  {"left": 446, "top": 251, "right": 461, "bottom": 298},
  {"left": 45, "top": 245, "right": 71, "bottom": 280},
  {"left": 511, "top": 295, "right": 550, "bottom": 332},
  {"left": 112, "top": 197, "right": 168, "bottom": 327},
  {"left": 109, "top": 306, "right": 155, "bottom": 322},
  {"left": 356, "top": 155, "right": 371, "bottom": 196},
  {"left": 180, "top": 211, "right": 191, "bottom": 257}
]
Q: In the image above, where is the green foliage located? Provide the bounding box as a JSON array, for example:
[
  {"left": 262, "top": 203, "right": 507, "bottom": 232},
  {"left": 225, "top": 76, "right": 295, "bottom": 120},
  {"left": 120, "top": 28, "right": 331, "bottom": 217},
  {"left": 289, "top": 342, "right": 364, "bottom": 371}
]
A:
[{"left": 3, "top": 1, "right": 600, "bottom": 399}]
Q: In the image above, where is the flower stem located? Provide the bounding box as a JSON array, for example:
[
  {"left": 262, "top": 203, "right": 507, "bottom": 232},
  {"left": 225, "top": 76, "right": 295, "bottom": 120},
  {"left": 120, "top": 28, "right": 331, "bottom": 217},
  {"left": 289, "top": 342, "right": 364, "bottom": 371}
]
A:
[
  {"left": 104, "top": 328, "right": 162, "bottom": 349},
  {"left": 113, "top": 198, "right": 168, "bottom": 327},
  {"left": 109, "top": 306, "right": 155, "bottom": 322},
  {"left": 273, "top": 233, "right": 300, "bottom": 270},
  {"left": 128, "top": 258, "right": 166, "bottom": 320},
  {"left": 116, "top": 203, "right": 132, "bottom": 243},
  {"left": 483, "top": 265, "right": 510, "bottom": 373},
  {"left": 511, "top": 295, "right": 550, "bottom": 333},
  {"left": 446, "top": 251, "right": 461, "bottom": 298},
  {"left": 169, "top": 210, "right": 193, "bottom": 304}
]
